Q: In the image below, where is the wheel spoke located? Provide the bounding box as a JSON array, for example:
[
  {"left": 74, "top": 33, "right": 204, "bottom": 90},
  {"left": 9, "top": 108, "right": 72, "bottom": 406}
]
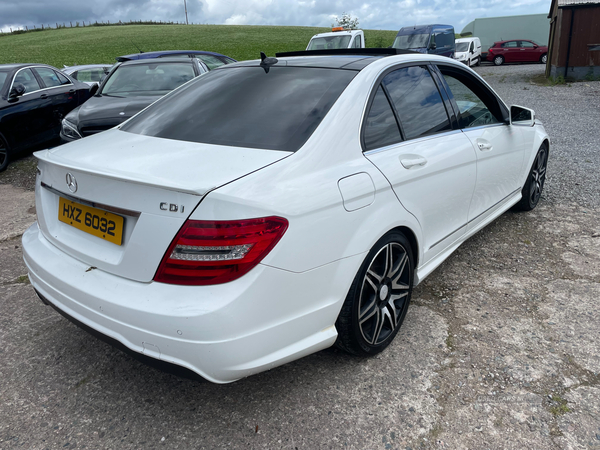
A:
[
  {"left": 371, "top": 308, "right": 384, "bottom": 344},
  {"left": 385, "top": 300, "right": 398, "bottom": 328},
  {"left": 367, "top": 267, "right": 383, "bottom": 284},
  {"left": 359, "top": 296, "right": 377, "bottom": 323},
  {"left": 364, "top": 271, "right": 379, "bottom": 292},
  {"left": 391, "top": 253, "right": 408, "bottom": 289}
]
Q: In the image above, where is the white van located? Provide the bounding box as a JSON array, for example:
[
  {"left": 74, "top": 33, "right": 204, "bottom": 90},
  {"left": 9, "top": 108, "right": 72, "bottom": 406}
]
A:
[
  {"left": 306, "top": 28, "right": 365, "bottom": 50},
  {"left": 454, "top": 37, "right": 482, "bottom": 67}
]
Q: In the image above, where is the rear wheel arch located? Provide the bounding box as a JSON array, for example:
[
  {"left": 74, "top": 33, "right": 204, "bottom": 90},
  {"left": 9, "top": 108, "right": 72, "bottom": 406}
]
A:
[{"left": 389, "top": 225, "right": 419, "bottom": 270}]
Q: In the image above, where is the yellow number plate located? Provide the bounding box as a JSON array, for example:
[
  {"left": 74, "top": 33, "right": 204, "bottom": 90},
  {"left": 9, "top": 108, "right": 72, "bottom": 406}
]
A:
[{"left": 58, "top": 197, "right": 124, "bottom": 246}]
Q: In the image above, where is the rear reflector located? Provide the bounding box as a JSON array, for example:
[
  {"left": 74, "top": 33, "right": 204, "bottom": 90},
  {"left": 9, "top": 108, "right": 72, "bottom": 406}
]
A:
[{"left": 153, "top": 216, "right": 288, "bottom": 285}]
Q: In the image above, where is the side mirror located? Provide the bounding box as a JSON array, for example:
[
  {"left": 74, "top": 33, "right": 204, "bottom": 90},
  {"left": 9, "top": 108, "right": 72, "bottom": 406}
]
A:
[
  {"left": 429, "top": 43, "right": 437, "bottom": 50},
  {"left": 510, "top": 105, "right": 535, "bottom": 127},
  {"left": 470, "top": 49, "right": 474, "bottom": 54},
  {"left": 89, "top": 83, "right": 99, "bottom": 96},
  {"left": 9, "top": 83, "right": 26, "bottom": 99}
]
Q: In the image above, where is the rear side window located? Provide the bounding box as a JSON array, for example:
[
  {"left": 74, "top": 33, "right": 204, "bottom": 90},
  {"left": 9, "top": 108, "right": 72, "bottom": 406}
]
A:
[
  {"left": 34, "top": 67, "right": 65, "bottom": 87},
  {"left": 382, "top": 66, "right": 451, "bottom": 140},
  {"left": 363, "top": 86, "right": 402, "bottom": 151},
  {"left": 121, "top": 66, "right": 357, "bottom": 152}
]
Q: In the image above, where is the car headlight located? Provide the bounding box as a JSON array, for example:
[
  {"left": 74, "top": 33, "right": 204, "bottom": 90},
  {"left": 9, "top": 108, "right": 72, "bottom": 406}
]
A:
[{"left": 61, "top": 118, "right": 82, "bottom": 140}]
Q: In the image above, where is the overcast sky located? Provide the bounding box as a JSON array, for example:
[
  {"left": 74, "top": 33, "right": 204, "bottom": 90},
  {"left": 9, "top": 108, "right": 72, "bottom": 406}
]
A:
[{"left": 0, "top": 0, "right": 551, "bottom": 34}]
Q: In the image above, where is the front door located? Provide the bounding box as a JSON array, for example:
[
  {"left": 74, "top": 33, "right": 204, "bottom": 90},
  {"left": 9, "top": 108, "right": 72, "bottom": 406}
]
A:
[{"left": 435, "top": 65, "right": 527, "bottom": 228}]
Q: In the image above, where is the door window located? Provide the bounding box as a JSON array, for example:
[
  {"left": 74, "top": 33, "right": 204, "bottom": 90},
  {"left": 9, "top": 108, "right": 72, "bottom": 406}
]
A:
[
  {"left": 521, "top": 41, "right": 535, "bottom": 48},
  {"left": 34, "top": 67, "right": 64, "bottom": 88},
  {"left": 363, "top": 86, "right": 402, "bottom": 150},
  {"left": 501, "top": 41, "right": 518, "bottom": 48},
  {"left": 56, "top": 71, "right": 72, "bottom": 85},
  {"left": 13, "top": 69, "right": 41, "bottom": 93},
  {"left": 439, "top": 70, "right": 502, "bottom": 128},
  {"left": 382, "top": 66, "right": 451, "bottom": 140},
  {"left": 352, "top": 35, "right": 362, "bottom": 48}
]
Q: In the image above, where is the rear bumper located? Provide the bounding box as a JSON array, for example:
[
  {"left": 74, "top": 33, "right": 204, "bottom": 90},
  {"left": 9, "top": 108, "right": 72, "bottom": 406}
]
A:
[{"left": 23, "top": 222, "right": 363, "bottom": 383}]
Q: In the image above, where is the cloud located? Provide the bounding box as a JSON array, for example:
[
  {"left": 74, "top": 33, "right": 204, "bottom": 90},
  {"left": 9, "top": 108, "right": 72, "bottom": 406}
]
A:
[{"left": 0, "top": 0, "right": 551, "bottom": 33}]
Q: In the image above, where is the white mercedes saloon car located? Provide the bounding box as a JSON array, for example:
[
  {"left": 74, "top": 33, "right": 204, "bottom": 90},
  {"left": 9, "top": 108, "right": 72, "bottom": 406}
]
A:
[{"left": 23, "top": 50, "right": 549, "bottom": 383}]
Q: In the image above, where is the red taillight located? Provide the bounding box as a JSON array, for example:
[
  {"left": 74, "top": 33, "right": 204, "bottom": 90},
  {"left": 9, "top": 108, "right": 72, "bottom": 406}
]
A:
[{"left": 153, "top": 216, "right": 289, "bottom": 285}]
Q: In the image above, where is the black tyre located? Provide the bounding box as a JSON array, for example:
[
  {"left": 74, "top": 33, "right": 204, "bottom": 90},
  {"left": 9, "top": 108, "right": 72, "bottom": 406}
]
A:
[
  {"left": 335, "top": 232, "right": 414, "bottom": 356},
  {"left": 541, "top": 53, "right": 547, "bottom": 64},
  {"left": 493, "top": 55, "right": 504, "bottom": 66},
  {"left": 0, "top": 133, "right": 10, "bottom": 172},
  {"left": 514, "top": 144, "right": 548, "bottom": 211}
]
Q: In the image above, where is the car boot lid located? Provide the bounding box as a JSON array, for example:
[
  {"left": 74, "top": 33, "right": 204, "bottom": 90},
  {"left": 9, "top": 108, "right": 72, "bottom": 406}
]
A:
[{"left": 36, "top": 128, "right": 291, "bottom": 196}]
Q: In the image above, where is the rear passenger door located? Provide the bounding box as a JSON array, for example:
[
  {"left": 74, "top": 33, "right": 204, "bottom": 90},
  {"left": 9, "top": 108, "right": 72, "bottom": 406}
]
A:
[
  {"left": 33, "top": 67, "right": 79, "bottom": 136},
  {"left": 363, "top": 64, "right": 478, "bottom": 265}
]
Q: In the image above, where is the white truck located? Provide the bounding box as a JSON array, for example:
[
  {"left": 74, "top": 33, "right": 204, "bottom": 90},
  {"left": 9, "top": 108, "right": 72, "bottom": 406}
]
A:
[{"left": 306, "top": 28, "right": 365, "bottom": 50}]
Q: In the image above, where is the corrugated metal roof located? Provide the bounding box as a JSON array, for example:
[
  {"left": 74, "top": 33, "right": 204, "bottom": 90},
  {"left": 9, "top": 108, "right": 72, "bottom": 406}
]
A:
[{"left": 558, "top": 0, "right": 600, "bottom": 6}]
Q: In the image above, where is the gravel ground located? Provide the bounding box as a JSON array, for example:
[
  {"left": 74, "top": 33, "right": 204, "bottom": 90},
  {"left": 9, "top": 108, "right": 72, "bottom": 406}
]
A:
[
  {"left": 475, "top": 63, "right": 600, "bottom": 208},
  {"left": 1, "top": 63, "right": 599, "bottom": 450}
]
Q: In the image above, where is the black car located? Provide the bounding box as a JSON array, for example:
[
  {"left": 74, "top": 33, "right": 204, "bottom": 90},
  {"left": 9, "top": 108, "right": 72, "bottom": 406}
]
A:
[
  {"left": 60, "top": 58, "right": 208, "bottom": 143},
  {"left": 0, "top": 64, "right": 91, "bottom": 171}
]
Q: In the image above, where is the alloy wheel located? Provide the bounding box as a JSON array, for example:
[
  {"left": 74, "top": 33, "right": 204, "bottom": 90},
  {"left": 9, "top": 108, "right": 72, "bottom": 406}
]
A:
[
  {"left": 541, "top": 54, "right": 547, "bottom": 64},
  {"left": 494, "top": 56, "right": 504, "bottom": 66},
  {"left": 358, "top": 242, "right": 411, "bottom": 346},
  {"left": 529, "top": 147, "right": 547, "bottom": 205},
  {"left": 0, "top": 137, "right": 8, "bottom": 172}
]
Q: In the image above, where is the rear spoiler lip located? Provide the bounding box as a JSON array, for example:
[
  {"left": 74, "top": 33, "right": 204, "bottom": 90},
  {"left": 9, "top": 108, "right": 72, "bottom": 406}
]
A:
[{"left": 275, "top": 48, "right": 419, "bottom": 58}]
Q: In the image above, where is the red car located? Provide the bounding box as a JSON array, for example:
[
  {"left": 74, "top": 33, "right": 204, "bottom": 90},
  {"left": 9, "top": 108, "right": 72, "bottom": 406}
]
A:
[{"left": 487, "top": 40, "right": 548, "bottom": 66}]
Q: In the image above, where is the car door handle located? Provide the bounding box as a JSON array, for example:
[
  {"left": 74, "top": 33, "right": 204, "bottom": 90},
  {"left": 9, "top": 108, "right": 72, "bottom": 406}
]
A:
[
  {"left": 401, "top": 157, "right": 427, "bottom": 169},
  {"left": 477, "top": 142, "right": 493, "bottom": 151},
  {"left": 69, "top": 89, "right": 76, "bottom": 93},
  {"left": 40, "top": 94, "right": 48, "bottom": 99}
]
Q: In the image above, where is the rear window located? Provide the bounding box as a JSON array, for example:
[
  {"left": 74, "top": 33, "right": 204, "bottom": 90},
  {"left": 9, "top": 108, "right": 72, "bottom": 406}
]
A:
[
  {"left": 121, "top": 66, "right": 357, "bottom": 152},
  {"left": 101, "top": 62, "right": 195, "bottom": 96}
]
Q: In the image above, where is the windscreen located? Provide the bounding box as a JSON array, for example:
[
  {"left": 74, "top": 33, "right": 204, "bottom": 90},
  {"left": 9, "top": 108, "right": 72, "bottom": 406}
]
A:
[
  {"left": 455, "top": 42, "right": 469, "bottom": 52},
  {"left": 392, "top": 33, "right": 429, "bottom": 49},
  {"left": 121, "top": 66, "right": 357, "bottom": 152},
  {"left": 100, "top": 62, "right": 195, "bottom": 97},
  {"left": 307, "top": 35, "right": 352, "bottom": 50}
]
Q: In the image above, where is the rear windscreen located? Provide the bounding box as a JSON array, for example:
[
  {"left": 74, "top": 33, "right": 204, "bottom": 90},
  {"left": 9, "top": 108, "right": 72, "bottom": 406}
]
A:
[{"left": 120, "top": 66, "right": 357, "bottom": 152}]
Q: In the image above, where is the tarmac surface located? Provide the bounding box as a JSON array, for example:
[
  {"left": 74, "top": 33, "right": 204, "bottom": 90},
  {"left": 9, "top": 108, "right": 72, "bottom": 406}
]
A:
[{"left": 0, "top": 63, "right": 599, "bottom": 449}]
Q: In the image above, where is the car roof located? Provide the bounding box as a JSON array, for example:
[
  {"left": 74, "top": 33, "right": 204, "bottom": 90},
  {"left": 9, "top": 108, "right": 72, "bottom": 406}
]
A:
[
  {"left": 63, "top": 64, "right": 112, "bottom": 71},
  {"left": 310, "top": 29, "right": 360, "bottom": 38},
  {"left": 0, "top": 63, "right": 56, "bottom": 71},
  {"left": 223, "top": 50, "right": 419, "bottom": 71},
  {"left": 116, "top": 50, "right": 231, "bottom": 62},
  {"left": 118, "top": 57, "right": 198, "bottom": 66}
]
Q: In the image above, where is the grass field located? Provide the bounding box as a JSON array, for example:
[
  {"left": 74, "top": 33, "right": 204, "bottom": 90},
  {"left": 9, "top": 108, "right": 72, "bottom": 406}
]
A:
[{"left": 0, "top": 24, "right": 398, "bottom": 66}]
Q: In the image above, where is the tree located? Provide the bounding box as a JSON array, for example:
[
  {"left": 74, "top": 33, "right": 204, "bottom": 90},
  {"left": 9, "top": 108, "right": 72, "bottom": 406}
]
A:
[{"left": 332, "top": 12, "right": 359, "bottom": 30}]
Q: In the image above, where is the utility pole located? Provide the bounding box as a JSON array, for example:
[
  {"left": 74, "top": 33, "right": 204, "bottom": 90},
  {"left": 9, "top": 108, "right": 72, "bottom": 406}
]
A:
[{"left": 184, "top": 0, "right": 189, "bottom": 24}]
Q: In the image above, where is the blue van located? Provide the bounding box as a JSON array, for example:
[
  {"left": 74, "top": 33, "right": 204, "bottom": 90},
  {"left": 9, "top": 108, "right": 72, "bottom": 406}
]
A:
[{"left": 392, "top": 24, "right": 455, "bottom": 58}]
